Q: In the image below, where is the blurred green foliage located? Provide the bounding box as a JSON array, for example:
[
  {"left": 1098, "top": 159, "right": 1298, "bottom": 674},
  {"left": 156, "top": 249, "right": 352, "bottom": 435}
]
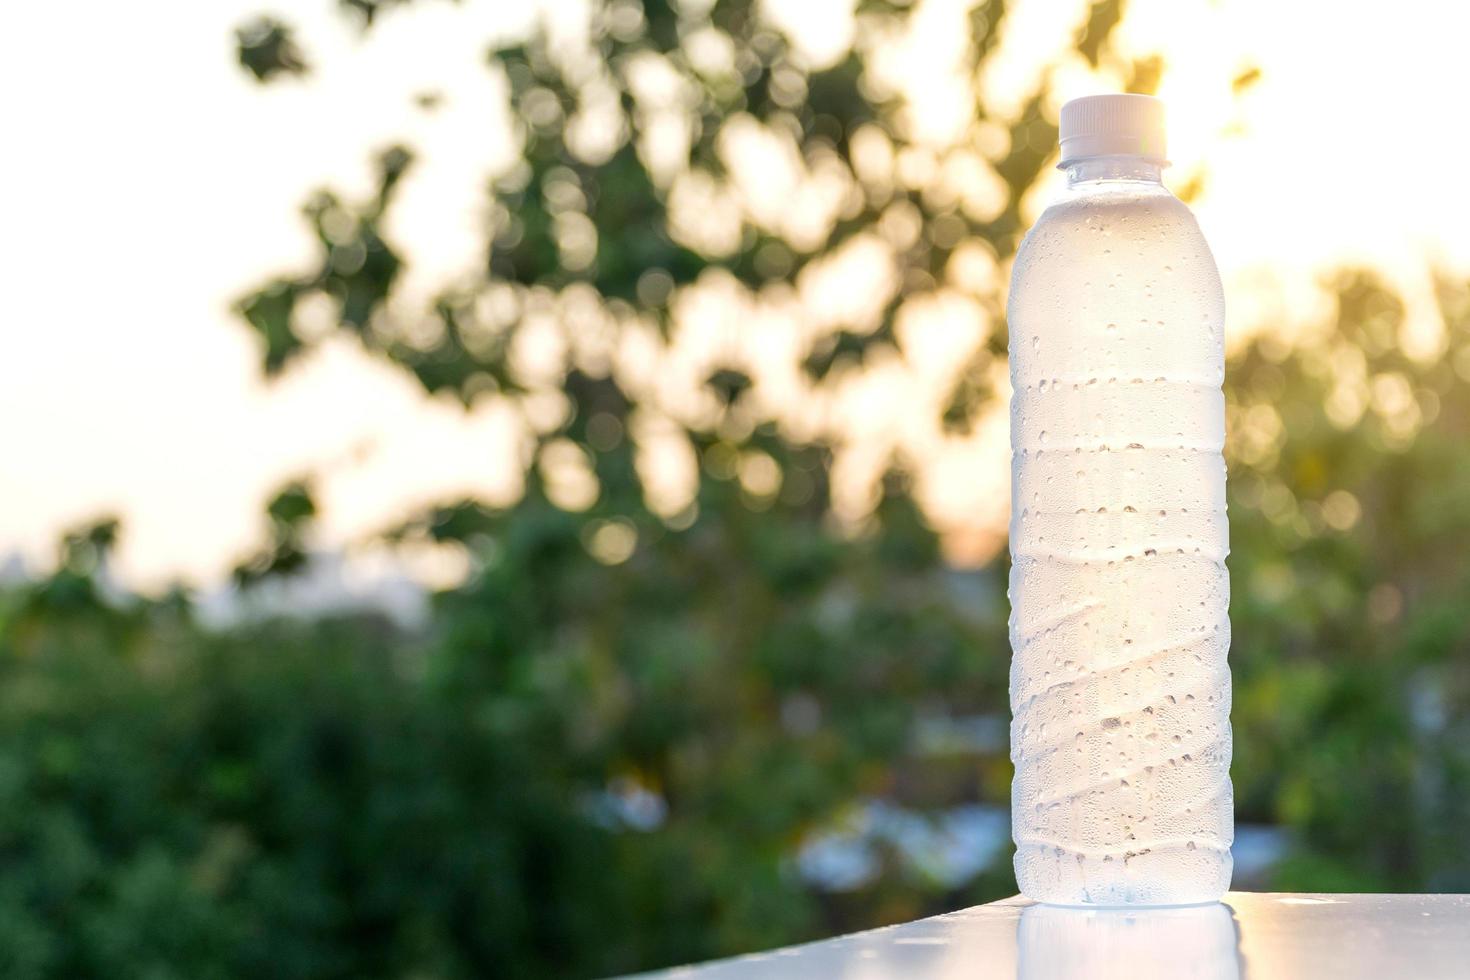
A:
[
  {"left": 235, "top": 16, "right": 309, "bottom": 82},
  {"left": 2, "top": 0, "right": 1467, "bottom": 977},
  {"left": 1227, "top": 273, "right": 1470, "bottom": 893}
]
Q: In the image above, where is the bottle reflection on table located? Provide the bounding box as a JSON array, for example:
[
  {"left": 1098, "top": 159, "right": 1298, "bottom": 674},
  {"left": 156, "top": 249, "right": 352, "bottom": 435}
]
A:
[{"left": 1018, "top": 901, "right": 1240, "bottom": 980}]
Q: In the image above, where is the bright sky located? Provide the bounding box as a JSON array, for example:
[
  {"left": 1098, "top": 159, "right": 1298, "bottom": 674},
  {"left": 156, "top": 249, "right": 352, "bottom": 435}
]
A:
[{"left": 4, "top": 0, "right": 1470, "bottom": 589}]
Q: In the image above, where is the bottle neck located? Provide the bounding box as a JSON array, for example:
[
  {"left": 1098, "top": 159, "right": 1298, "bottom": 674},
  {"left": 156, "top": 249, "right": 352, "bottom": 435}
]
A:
[{"left": 1063, "top": 155, "right": 1164, "bottom": 188}]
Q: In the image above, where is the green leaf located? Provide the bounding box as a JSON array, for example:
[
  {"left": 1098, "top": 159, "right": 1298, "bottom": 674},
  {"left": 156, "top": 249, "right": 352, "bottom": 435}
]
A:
[{"left": 234, "top": 16, "right": 309, "bottom": 82}]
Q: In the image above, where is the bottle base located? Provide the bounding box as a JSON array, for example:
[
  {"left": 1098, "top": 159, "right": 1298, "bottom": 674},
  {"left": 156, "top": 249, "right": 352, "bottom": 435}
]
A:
[{"left": 1014, "top": 840, "right": 1232, "bottom": 907}]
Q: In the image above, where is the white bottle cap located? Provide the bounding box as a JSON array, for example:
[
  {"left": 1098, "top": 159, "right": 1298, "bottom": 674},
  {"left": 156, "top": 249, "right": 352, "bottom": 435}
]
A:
[{"left": 1058, "top": 94, "right": 1167, "bottom": 166}]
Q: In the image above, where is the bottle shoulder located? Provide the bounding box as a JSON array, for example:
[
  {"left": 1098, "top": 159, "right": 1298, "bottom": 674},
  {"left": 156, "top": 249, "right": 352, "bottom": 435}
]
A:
[
  {"left": 1027, "top": 185, "right": 1199, "bottom": 239},
  {"left": 1012, "top": 187, "right": 1219, "bottom": 293}
]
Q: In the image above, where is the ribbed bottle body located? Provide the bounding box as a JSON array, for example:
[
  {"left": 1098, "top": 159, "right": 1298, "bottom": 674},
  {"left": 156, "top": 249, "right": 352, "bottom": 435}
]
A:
[{"left": 1007, "top": 177, "right": 1232, "bottom": 906}]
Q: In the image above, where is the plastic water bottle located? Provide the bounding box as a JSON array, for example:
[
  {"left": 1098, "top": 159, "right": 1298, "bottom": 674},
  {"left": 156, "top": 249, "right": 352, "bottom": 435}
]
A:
[{"left": 1007, "top": 94, "right": 1232, "bottom": 906}]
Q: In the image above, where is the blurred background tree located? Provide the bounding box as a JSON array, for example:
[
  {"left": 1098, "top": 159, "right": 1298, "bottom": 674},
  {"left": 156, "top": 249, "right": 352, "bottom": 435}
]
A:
[
  {"left": 2, "top": 1, "right": 1469, "bottom": 978},
  {"left": 234, "top": 0, "right": 1100, "bottom": 968}
]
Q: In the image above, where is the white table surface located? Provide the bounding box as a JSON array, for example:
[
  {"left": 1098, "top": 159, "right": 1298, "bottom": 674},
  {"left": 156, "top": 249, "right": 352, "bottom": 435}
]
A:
[{"left": 637, "top": 892, "right": 1470, "bottom": 979}]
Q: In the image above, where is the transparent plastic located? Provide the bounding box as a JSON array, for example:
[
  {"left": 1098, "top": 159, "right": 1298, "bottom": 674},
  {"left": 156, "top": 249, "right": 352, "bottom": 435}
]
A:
[{"left": 1007, "top": 154, "right": 1232, "bottom": 905}]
